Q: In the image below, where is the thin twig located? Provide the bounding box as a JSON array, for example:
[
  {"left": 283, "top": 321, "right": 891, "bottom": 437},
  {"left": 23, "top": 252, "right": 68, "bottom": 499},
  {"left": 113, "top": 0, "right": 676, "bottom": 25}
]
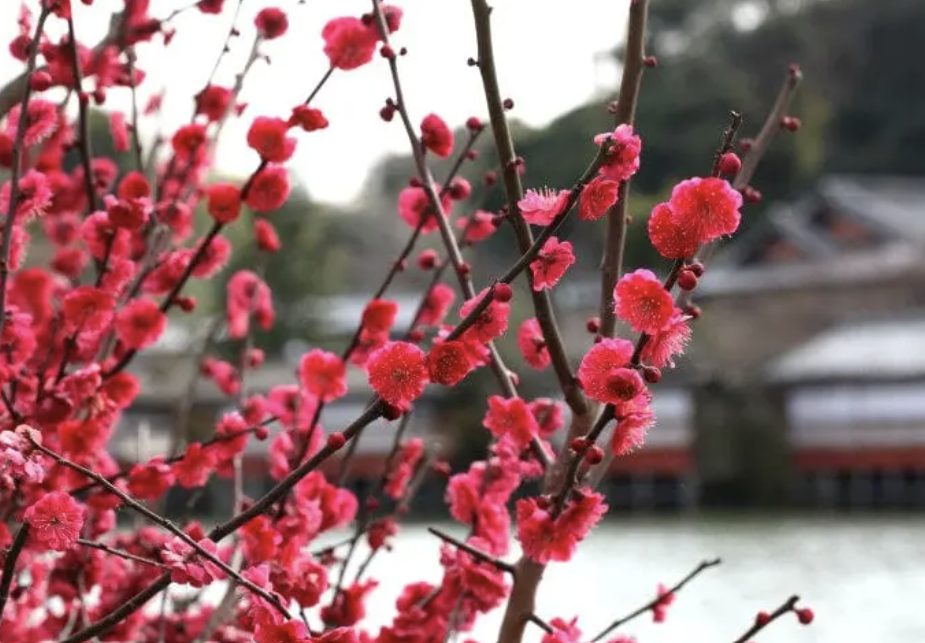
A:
[
  {"left": 442, "top": 144, "right": 612, "bottom": 345},
  {"left": 552, "top": 405, "right": 615, "bottom": 517},
  {"left": 598, "top": 0, "right": 650, "bottom": 339},
  {"left": 0, "top": 11, "right": 125, "bottom": 120},
  {"left": 70, "top": 416, "right": 276, "bottom": 495},
  {"left": 0, "top": 524, "right": 30, "bottom": 620},
  {"left": 58, "top": 573, "right": 172, "bottom": 643},
  {"left": 526, "top": 614, "right": 554, "bottom": 634},
  {"left": 76, "top": 539, "right": 169, "bottom": 569},
  {"left": 125, "top": 47, "right": 145, "bottom": 173},
  {"left": 66, "top": 15, "right": 101, "bottom": 216},
  {"left": 730, "top": 595, "right": 801, "bottom": 643},
  {"left": 469, "top": 0, "right": 587, "bottom": 415},
  {"left": 427, "top": 528, "right": 516, "bottom": 575},
  {"left": 369, "top": 0, "right": 520, "bottom": 401},
  {"left": 168, "top": 317, "right": 223, "bottom": 459},
  {"left": 590, "top": 558, "right": 722, "bottom": 642},
  {"left": 690, "top": 67, "right": 804, "bottom": 273},
  {"left": 208, "top": 401, "right": 385, "bottom": 541},
  {"left": 28, "top": 439, "right": 292, "bottom": 621},
  {"left": 472, "top": 0, "right": 588, "bottom": 414},
  {"left": 0, "top": 7, "right": 51, "bottom": 345}
]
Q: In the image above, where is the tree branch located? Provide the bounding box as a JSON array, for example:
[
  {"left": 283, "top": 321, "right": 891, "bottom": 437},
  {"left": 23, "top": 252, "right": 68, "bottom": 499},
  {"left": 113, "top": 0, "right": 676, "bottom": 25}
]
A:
[
  {"left": 0, "top": 11, "right": 124, "bottom": 120},
  {"left": 76, "top": 538, "right": 169, "bottom": 569},
  {"left": 428, "top": 527, "right": 516, "bottom": 576},
  {"left": 597, "top": 0, "right": 650, "bottom": 340},
  {"left": 469, "top": 0, "right": 588, "bottom": 416},
  {"left": 0, "top": 524, "right": 30, "bottom": 621},
  {"left": 730, "top": 595, "right": 800, "bottom": 643},
  {"left": 590, "top": 558, "right": 721, "bottom": 641},
  {"left": 65, "top": 15, "right": 101, "bottom": 215},
  {"left": 0, "top": 7, "right": 51, "bottom": 347},
  {"left": 683, "top": 66, "right": 803, "bottom": 298},
  {"left": 28, "top": 438, "right": 292, "bottom": 621}
]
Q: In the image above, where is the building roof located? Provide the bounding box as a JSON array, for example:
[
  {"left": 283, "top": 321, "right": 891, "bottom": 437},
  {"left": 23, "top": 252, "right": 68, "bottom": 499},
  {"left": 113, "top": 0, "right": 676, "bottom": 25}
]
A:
[
  {"left": 700, "top": 174, "right": 925, "bottom": 298},
  {"left": 767, "top": 314, "right": 925, "bottom": 384}
]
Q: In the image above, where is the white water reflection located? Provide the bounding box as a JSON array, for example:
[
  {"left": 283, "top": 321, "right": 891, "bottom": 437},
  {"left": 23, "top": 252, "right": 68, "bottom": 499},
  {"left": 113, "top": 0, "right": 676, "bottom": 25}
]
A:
[{"left": 331, "top": 515, "right": 925, "bottom": 643}]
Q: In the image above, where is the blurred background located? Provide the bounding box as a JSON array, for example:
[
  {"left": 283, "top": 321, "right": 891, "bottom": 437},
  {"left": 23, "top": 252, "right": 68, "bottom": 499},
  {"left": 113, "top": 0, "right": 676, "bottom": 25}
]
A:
[{"left": 3, "top": 0, "right": 925, "bottom": 640}]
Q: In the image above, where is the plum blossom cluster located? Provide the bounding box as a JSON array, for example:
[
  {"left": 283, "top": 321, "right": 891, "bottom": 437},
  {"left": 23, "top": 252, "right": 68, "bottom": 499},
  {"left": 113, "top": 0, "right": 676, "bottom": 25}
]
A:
[{"left": 0, "top": 2, "right": 807, "bottom": 643}]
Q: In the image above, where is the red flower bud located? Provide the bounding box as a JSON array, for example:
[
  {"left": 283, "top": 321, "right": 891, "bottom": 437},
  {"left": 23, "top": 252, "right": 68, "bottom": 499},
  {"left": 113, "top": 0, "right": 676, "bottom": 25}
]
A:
[
  {"left": 643, "top": 366, "right": 661, "bottom": 384},
  {"left": 493, "top": 283, "right": 513, "bottom": 302},
  {"left": 780, "top": 116, "right": 801, "bottom": 132},
  {"left": 29, "top": 71, "right": 52, "bottom": 92},
  {"left": 796, "top": 608, "right": 814, "bottom": 625},
  {"left": 584, "top": 445, "right": 605, "bottom": 464},
  {"left": 382, "top": 404, "right": 404, "bottom": 421},
  {"left": 417, "top": 249, "right": 438, "bottom": 270},
  {"left": 176, "top": 296, "right": 196, "bottom": 312},
  {"left": 718, "top": 152, "right": 742, "bottom": 177},
  {"left": 678, "top": 270, "right": 698, "bottom": 291},
  {"left": 742, "top": 185, "right": 763, "bottom": 204}
]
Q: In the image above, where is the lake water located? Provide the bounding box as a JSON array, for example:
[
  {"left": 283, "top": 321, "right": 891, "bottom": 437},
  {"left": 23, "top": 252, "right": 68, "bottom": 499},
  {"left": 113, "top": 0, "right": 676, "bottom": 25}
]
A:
[{"left": 330, "top": 515, "right": 925, "bottom": 643}]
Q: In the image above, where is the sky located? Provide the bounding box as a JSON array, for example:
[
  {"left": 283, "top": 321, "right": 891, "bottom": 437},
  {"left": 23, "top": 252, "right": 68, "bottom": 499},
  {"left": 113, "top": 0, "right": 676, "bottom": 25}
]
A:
[{"left": 0, "top": 0, "right": 628, "bottom": 205}]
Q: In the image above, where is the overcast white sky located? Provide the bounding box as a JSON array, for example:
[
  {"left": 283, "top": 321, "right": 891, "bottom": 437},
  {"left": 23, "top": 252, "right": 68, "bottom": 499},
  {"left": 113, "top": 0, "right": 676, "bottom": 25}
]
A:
[{"left": 0, "top": 0, "right": 627, "bottom": 205}]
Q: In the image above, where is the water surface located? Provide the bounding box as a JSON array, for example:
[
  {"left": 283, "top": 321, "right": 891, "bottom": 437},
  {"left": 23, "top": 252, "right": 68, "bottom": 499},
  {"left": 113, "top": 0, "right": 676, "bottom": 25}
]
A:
[{"left": 343, "top": 515, "right": 925, "bottom": 643}]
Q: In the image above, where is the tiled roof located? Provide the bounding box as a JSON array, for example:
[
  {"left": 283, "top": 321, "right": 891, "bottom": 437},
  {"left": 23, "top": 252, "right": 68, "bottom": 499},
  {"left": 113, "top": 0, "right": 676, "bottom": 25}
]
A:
[{"left": 767, "top": 314, "right": 925, "bottom": 384}]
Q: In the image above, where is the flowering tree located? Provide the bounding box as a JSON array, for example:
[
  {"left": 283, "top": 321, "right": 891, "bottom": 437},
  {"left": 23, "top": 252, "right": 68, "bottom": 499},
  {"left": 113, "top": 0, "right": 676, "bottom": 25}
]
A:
[{"left": 0, "top": 1, "right": 814, "bottom": 643}]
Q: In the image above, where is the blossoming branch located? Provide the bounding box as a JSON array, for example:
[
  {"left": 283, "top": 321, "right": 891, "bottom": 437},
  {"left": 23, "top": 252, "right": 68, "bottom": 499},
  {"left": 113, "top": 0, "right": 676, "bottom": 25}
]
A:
[{"left": 0, "top": 1, "right": 808, "bottom": 643}]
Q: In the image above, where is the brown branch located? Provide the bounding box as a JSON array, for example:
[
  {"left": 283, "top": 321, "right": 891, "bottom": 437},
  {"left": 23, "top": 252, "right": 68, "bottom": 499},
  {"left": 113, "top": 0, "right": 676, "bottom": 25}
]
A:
[
  {"left": 203, "top": 0, "right": 247, "bottom": 88},
  {"left": 58, "top": 573, "right": 171, "bottom": 643},
  {"left": 102, "top": 221, "right": 224, "bottom": 378},
  {"left": 28, "top": 438, "right": 292, "bottom": 621},
  {"left": 734, "top": 67, "right": 803, "bottom": 191},
  {"left": 371, "top": 0, "right": 575, "bottom": 474},
  {"left": 168, "top": 317, "right": 223, "bottom": 459},
  {"left": 442, "top": 144, "right": 612, "bottom": 345},
  {"left": 284, "top": 135, "right": 479, "bottom": 498},
  {"left": 65, "top": 15, "right": 101, "bottom": 215},
  {"left": 692, "top": 67, "right": 803, "bottom": 272},
  {"left": 552, "top": 405, "right": 614, "bottom": 516},
  {"left": 70, "top": 415, "right": 276, "bottom": 495},
  {"left": 0, "top": 11, "right": 124, "bottom": 120},
  {"left": 208, "top": 401, "right": 384, "bottom": 541},
  {"left": 76, "top": 539, "right": 169, "bottom": 569},
  {"left": 0, "top": 7, "right": 51, "bottom": 346},
  {"left": 526, "top": 614, "right": 554, "bottom": 634},
  {"left": 125, "top": 47, "right": 145, "bottom": 174},
  {"left": 0, "top": 524, "right": 30, "bottom": 621},
  {"left": 59, "top": 398, "right": 375, "bottom": 643},
  {"left": 730, "top": 595, "right": 801, "bottom": 643},
  {"left": 370, "top": 0, "right": 533, "bottom": 414},
  {"left": 485, "top": 7, "right": 651, "bottom": 642},
  {"left": 427, "top": 528, "right": 516, "bottom": 576},
  {"left": 590, "top": 558, "right": 722, "bottom": 642},
  {"left": 598, "top": 0, "right": 650, "bottom": 339},
  {"left": 469, "top": 0, "right": 587, "bottom": 416}
]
